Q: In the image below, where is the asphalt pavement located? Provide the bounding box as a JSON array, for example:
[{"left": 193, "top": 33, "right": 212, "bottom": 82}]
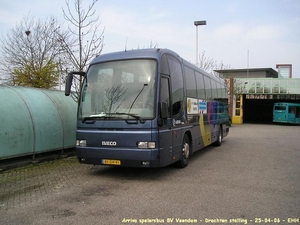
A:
[{"left": 0, "top": 124, "right": 299, "bottom": 225}]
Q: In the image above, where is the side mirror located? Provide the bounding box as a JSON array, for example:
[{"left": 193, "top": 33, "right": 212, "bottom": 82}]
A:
[
  {"left": 65, "top": 73, "right": 73, "bottom": 96},
  {"left": 64, "top": 71, "right": 86, "bottom": 96}
]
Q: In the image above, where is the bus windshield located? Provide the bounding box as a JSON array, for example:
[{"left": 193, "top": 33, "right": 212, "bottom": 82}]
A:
[
  {"left": 78, "top": 59, "right": 157, "bottom": 121},
  {"left": 274, "top": 106, "right": 286, "bottom": 111}
]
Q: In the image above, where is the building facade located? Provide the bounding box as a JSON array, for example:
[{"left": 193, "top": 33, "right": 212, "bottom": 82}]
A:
[
  {"left": 276, "top": 64, "right": 292, "bottom": 78},
  {"left": 215, "top": 68, "right": 300, "bottom": 124}
]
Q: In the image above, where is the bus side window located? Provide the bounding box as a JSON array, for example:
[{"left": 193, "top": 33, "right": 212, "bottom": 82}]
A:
[
  {"left": 160, "top": 54, "right": 170, "bottom": 75},
  {"left": 184, "top": 66, "right": 197, "bottom": 98},
  {"left": 160, "top": 77, "right": 171, "bottom": 119},
  {"left": 167, "top": 55, "right": 184, "bottom": 116},
  {"left": 289, "top": 107, "right": 295, "bottom": 114},
  {"left": 216, "top": 82, "right": 222, "bottom": 99},
  {"left": 195, "top": 71, "right": 205, "bottom": 99},
  {"left": 296, "top": 107, "right": 300, "bottom": 118},
  {"left": 203, "top": 76, "right": 212, "bottom": 100},
  {"left": 211, "top": 80, "right": 217, "bottom": 99}
]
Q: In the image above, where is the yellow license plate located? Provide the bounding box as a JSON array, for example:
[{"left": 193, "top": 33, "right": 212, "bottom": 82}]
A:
[{"left": 102, "top": 159, "right": 121, "bottom": 165}]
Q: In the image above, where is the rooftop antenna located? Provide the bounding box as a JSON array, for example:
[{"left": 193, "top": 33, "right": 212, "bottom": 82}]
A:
[{"left": 247, "top": 44, "right": 250, "bottom": 78}]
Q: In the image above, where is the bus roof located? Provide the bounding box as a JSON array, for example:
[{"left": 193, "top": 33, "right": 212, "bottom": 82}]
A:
[
  {"left": 274, "top": 102, "right": 300, "bottom": 106},
  {"left": 90, "top": 48, "right": 179, "bottom": 64},
  {"left": 90, "top": 48, "right": 224, "bottom": 83}
]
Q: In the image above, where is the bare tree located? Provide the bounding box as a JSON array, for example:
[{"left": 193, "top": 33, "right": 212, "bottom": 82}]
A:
[
  {"left": 198, "top": 51, "right": 217, "bottom": 73},
  {"left": 0, "top": 16, "right": 69, "bottom": 88},
  {"left": 198, "top": 51, "right": 231, "bottom": 77},
  {"left": 198, "top": 51, "right": 232, "bottom": 107},
  {"left": 61, "top": 0, "right": 105, "bottom": 101}
]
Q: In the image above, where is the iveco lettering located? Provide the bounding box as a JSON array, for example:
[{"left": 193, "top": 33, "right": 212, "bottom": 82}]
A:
[
  {"left": 102, "top": 141, "right": 117, "bottom": 146},
  {"left": 65, "top": 48, "right": 230, "bottom": 168}
]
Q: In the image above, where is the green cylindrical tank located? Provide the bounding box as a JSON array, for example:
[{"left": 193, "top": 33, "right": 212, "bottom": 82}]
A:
[{"left": 0, "top": 85, "right": 77, "bottom": 160}]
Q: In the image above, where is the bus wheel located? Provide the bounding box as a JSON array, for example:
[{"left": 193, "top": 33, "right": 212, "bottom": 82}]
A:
[
  {"left": 214, "top": 126, "right": 223, "bottom": 146},
  {"left": 175, "top": 134, "right": 190, "bottom": 168}
]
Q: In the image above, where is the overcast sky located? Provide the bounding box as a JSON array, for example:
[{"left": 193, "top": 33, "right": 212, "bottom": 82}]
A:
[{"left": 1, "top": 0, "right": 300, "bottom": 78}]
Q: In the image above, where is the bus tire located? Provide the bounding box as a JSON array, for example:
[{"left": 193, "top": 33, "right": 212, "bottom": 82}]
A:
[
  {"left": 214, "top": 126, "right": 223, "bottom": 146},
  {"left": 175, "top": 134, "right": 190, "bottom": 168}
]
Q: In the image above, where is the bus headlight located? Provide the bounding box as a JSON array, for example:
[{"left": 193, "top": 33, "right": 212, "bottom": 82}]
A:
[
  {"left": 137, "top": 141, "right": 155, "bottom": 149},
  {"left": 76, "top": 139, "right": 86, "bottom": 147}
]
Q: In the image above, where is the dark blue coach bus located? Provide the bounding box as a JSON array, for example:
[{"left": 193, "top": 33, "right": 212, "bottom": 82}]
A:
[{"left": 65, "top": 48, "right": 230, "bottom": 168}]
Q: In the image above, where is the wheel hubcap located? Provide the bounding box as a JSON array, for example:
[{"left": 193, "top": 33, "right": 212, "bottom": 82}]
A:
[{"left": 182, "top": 143, "right": 190, "bottom": 159}]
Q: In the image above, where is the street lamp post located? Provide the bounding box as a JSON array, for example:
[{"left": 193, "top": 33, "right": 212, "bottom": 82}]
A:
[{"left": 194, "top": 20, "right": 206, "bottom": 66}]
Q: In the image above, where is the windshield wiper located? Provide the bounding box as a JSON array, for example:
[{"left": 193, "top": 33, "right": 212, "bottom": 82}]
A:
[
  {"left": 82, "top": 113, "right": 117, "bottom": 123},
  {"left": 82, "top": 112, "right": 145, "bottom": 123},
  {"left": 114, "top": 113, "right": 145, "bottom": 123}
]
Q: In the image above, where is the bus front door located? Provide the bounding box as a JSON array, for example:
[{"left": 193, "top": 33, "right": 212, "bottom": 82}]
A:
[
  {"left": 158, "top": 76, "right": 173, "bottom": 166},
  {"left": 296, "top": 107, "right": 300, "bottom": 124},
  {"left": 158, "top": 118, "right": 173, "bottom": 167}
]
